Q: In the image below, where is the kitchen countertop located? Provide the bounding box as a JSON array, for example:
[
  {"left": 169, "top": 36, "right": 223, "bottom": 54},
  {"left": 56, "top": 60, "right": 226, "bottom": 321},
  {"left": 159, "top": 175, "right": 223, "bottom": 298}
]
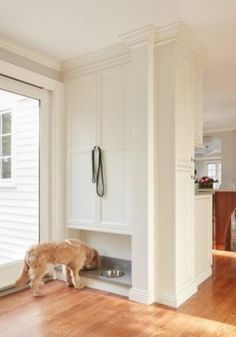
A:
[
  {"left": 195, "top": 193, "right": 213, "bottom": 200},
  {"left": 195, "top": 190, "right": 214, "bottom": 196},
  {"left": 213, "top": 189, "right": 236, "bottom": 192},
  {"left": 195, "top": 189, "right": 236, "bottom": 196}
]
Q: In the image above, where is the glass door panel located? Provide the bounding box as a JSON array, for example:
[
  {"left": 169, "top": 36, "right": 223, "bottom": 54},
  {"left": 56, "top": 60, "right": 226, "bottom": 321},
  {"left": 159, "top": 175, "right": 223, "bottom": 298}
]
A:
[{"left": 0, "top": 76, "right": 49, "bottom": 289}]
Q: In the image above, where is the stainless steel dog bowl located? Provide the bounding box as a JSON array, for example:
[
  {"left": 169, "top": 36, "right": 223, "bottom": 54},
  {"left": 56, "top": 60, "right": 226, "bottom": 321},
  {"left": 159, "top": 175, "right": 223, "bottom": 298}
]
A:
[{"left": 101, "top": 269, "right": 125, "bottom": 278}]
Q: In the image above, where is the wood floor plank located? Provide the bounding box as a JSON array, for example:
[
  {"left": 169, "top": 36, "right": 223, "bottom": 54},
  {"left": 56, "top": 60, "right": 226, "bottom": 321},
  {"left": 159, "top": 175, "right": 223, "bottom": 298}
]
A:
[{"left": 1, "top": 251, "right": 236, "bottom": 336}]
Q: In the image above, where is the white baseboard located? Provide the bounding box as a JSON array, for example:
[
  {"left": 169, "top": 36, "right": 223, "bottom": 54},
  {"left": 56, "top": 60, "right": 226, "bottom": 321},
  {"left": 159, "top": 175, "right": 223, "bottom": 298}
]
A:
[
  {"left": 194, "top": 267, "right": 212, "bottom": 287},
  {"left": 176, "top": 282, "right": 198, "bottom": 307},
  {"left": 155, "top": 268, "right": 212, "bottom": 308},
  {"left": 129, "top": 288, "right": 155, "bottom": 305},
  {"left": 155, "top": 291, "right": 178, "bottom": 308},
  {"left": 80, "top": 276, "right": 130, "bottom": 297},
  {"left": 156, "top": 282, "right": 197, "bottom": 308}
]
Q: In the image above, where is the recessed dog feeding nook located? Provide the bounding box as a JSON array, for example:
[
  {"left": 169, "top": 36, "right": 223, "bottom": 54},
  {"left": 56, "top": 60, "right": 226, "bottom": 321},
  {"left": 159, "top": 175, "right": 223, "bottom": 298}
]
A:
[{"left": 80, "top": 256, "right": 131, "bottom": 287}]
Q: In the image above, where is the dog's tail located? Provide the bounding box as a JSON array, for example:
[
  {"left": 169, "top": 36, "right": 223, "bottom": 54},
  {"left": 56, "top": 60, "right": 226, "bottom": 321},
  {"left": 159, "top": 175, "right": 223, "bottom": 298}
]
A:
[{"left": 15, "top": 259, "right": 30, "bottom": 288}]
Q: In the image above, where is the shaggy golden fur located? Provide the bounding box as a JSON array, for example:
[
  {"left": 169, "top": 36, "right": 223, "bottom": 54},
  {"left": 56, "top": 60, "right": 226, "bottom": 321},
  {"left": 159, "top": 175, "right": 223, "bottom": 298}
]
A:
[{"left": 16, "top": 239, "right": 100, "bottom": 296}]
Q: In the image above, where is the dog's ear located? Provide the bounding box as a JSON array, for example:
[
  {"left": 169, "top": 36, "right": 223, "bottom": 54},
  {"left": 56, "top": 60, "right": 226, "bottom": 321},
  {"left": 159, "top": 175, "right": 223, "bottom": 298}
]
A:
[
  {"left": 92, "top": 249, "right": 100, "bottom": 267},
  {"left": 84, "top": 248, "right": 100, "bottom": 270}
]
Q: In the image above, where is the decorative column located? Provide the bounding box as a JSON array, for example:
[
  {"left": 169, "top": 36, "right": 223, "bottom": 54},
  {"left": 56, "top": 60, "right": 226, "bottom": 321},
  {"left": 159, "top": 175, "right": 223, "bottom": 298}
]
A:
[
  {"left": 121, "top": 22, "right": 207, "bottom": 307},
  {"left": 120, "top": 26, "right": 157, "bottom": 305}
]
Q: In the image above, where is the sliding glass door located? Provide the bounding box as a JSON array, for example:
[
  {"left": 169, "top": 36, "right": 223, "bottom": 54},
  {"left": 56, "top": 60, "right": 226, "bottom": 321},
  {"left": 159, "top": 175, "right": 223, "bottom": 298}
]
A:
[{"left": 0, "top": 76, "right": 49, "bottom": 289}]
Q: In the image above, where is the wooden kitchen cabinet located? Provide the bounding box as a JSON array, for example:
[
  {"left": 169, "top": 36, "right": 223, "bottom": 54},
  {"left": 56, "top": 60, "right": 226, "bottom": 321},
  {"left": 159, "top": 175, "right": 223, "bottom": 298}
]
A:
[
  {"left": 213, "top": 191, "right": 236, "bottom": 250},
  {"left": 193, "top": 65, "right": 203, "bottom": 148}
]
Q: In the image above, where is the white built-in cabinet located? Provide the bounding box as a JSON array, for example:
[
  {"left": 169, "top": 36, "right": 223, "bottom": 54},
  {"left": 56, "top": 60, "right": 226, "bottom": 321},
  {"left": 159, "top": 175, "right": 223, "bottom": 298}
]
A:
[
  {"left": 194, "top": 194, "right": 212, "bottom": 285},
  {"left": 64, "top": 22, "right": 206, "bottom": 307},
  {"left": 156, "top": 37, "right": 206, "bottom": 307},
  {"left": 173, "top": 55, "right": 204, "bottom": 294},
  {"left": 175, "top": 51, "right": 195, "bottom": 291},
  {"left": 174, "top": 51, "right": 207, "bottom": 299},
  {"left": 66, "top": 64, "right": 131, "bottom": 235},
  {"left": 193, "top": 65, "right": 203, "bottom": 147},
  {"left": 176, "top": 52, "right": 194, "bottom": 166}
]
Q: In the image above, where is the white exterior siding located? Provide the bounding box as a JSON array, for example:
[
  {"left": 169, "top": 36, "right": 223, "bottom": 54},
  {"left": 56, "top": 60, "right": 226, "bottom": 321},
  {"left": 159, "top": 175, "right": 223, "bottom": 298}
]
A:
[{"left": 0, "top": 95, "right": 39, "bottom": 264}]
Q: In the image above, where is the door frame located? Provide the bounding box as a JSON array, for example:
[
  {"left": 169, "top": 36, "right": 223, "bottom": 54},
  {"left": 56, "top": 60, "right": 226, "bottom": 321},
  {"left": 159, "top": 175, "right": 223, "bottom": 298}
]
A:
[
  {"left": 0, "top": 60, "right": 64, "bottom": 246},
  {"left": 0, "top": 77, "right": 50, "bottom": 240},
  {"left": 0, "top": 78, "right": 50, "bottom": 288}
]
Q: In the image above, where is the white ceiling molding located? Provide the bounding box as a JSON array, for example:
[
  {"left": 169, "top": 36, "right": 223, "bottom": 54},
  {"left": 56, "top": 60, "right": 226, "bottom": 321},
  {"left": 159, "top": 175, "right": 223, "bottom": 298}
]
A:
[
  {"left": 0, "top": 36, "right": 61, "bottom": 72},
  {"left": 61, "top": 43, "right": 131, "bottom": 79},
  {"left": 195, "top": 156, "right": 221, "bottom": 161},
  {"left": 204, "top": 126, "right": 236, "bottom": 134},
  {"left": 155, "top": 22, "right": 208, "bottom": 68},
  {"left": 62, "top": 22, "right": 208, "bottom": 79},
  {"left": 119, "top": 25, "right": 157, "bottom": 48},
  {"left": 62, "top": 26, "right": 158, "bottom": 78}
]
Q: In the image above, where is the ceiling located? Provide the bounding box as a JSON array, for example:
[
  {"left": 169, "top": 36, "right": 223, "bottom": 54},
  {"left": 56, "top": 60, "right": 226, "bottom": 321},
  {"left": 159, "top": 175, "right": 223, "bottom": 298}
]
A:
[
  {"left": 195, "top": 135, "right": 221, "bottom": 158},
  {"left": 0, "top": 0, "right": 235, "bottom": 131}
]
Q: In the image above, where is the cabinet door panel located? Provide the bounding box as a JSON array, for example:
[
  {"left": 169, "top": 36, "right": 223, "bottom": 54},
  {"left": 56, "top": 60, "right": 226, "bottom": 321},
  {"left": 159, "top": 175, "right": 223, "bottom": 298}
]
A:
[
  {"left": 69, "top": 152, "right": 96, "bottom": 225},
  {"left": 100, "top": 67, "right": 127, "bottom": 149},
  {"left": 194, "top": 196, "right": 212, "bottom": 277},
  {"left": 69, "top": 75, "right": 97, "bottom": 150},
  {"left": 67, "top": 65, "right": 130, "bottom": 233},
  {"left": 98, "top": 65, "right": 129, "bottom": 229},
  {"left": 176, "top": 168, "right": 194, "bottom": 288},
  {"left": 193, "top": 67, "right": 203, "bottom": 147},
  {"left": 176, "top": 53, "right": 193, "bottom": 167},
  {"left": 100, "top": 150, "right": 128, "bottom": 227}
]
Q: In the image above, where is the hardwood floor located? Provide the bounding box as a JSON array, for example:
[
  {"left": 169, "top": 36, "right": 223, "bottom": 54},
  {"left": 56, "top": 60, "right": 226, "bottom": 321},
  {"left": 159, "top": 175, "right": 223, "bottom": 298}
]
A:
[{"left": 1, "top": 250, "right": 236, "bottom": 337}]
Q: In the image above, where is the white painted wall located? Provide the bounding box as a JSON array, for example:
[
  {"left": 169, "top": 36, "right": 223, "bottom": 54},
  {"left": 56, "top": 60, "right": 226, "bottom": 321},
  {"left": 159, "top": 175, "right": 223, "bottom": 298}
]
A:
[
  {"left": 0, "top": 96, "right": 39, "bottom": 264},
  {"left": 195, "top": 160, "right": 206, "bottom": 177},
  {"left": 220, "top": 130, "right": 236, "bottom": 189},
  {"left": 79, "top": 231, "right": 131, "bottom": 260}
]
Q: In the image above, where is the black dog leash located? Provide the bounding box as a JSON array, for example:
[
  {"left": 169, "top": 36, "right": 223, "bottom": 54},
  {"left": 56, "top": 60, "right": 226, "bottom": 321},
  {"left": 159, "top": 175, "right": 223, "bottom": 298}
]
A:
[{"left": 92, "top": 146, "right": 104, "bottom": 197}]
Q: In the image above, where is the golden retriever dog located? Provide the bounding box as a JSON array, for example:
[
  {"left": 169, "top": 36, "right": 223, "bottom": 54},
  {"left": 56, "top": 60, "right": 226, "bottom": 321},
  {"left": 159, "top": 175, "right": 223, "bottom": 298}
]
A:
[{"left": 16, "top": 239, "right": 100, "bottom": 297}]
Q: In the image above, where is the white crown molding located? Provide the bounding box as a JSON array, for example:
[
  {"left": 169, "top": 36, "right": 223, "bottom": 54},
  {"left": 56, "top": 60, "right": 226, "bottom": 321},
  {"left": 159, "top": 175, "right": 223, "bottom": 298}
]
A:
[
  {"left": 195, "top": 156, "right": 221, "bottom": 162},
  {"left": 155, "top": 22, "right": 208, "bottom": 68},
  {"left": 118, "top": 22, "right": 207, "bottom": 67},
  {"left": 119, "top": 25, "right": 157, "bottom": 48},
  {"left": 204, "top": 125, "right": 236, "bottom": 134},
  {"left": 0, "top": 36, "right": 61, "bottom": 72},
  {"left": 61, "top": 22, "right": 207, "bottom": 78},
  {"left": 61, "top": 43, "right": 131, "bottom": 78}
]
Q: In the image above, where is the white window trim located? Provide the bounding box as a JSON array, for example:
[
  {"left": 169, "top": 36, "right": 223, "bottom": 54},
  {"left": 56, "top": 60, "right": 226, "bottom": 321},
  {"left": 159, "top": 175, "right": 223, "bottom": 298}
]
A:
[
  {"left": 0, "top": 104, "right": 16, "bottom": 188},
  {"left": 205, "top": 160, "right": 221, "bottom": 183}
]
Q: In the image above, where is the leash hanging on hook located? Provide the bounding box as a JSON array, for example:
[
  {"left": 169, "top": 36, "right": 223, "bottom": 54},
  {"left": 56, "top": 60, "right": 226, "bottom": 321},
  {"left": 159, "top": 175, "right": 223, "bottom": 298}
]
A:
[{"left": 92, "top": 146, "right": 105, "bottom": 197}]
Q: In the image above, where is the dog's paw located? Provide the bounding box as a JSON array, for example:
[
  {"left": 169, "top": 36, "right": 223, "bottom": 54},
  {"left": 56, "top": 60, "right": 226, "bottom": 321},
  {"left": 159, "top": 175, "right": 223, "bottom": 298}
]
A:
[
  {"left": 74, "top": 283, "right": 85, "bottom": 289},
  {"left": 39, "top": 281, "right": 45, "bottom": 289},
  {"left": 33, "top": 291, "right": 43, "bottom": 297},
  {"left": 66, "top": 281, "right": 74, "bottom": 288}
]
